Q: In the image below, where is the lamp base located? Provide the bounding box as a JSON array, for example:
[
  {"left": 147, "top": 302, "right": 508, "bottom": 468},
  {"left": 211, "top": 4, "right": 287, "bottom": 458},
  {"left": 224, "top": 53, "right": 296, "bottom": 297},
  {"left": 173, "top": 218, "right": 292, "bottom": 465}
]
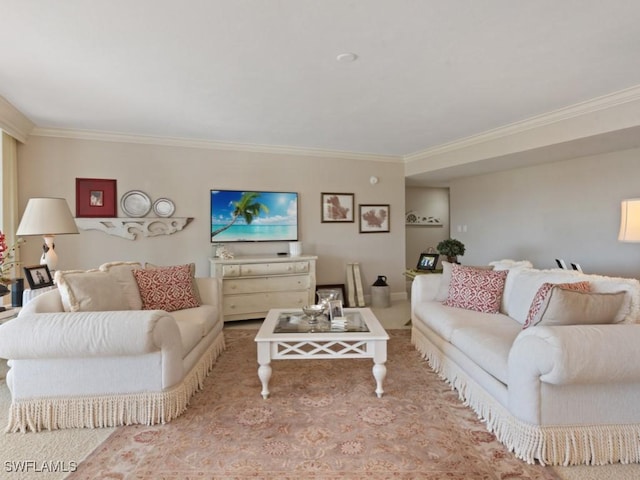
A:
[{"left": 41, "top": 235, "right": 58, "bottom": 271}]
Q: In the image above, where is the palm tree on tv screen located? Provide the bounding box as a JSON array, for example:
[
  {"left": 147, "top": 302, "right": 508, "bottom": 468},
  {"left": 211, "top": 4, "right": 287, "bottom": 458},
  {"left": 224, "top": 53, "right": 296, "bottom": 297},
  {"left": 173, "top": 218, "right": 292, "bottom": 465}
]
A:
[{"left": 211, "top": 191, "right": 269, "bottom": 238}]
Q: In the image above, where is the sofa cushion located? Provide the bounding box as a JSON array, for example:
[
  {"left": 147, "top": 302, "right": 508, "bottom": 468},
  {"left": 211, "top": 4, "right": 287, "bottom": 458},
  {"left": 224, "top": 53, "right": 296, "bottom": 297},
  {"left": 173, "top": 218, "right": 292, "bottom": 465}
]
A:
[
  {"left": 99, "top": 261, "right": 144, "bottom": 310},
  {"left": 171, "top": 304, "right": 218, "bottom": 338},
  {"left": 534, "top": 288, "right": 626, "bottom": 327},
  {"left": 504, "top": 269, "right": 588, "bottom": 324},
  {"left": 414, "top": 300, "right": 513, "bottom": 342},
  {"left": 523, "top": 281, "right": 591, "bottom": 329},
  {"left": 173, "top": 313, "right": 206, "bottom": 355},
  {"left": 444, "top": 264, "right": 507, "bottom": 314},
  {"left": 133, "top": 264, "right": 200, "bottom": 312},
  {"left": 55, "top": 269, "right": 130, "bottom": 312},
  {"left": 505, "top": 268, "right": 640, "bottom": 324},
  {"left": 449, "top": 318, "right": 522, "bottom": 385}
]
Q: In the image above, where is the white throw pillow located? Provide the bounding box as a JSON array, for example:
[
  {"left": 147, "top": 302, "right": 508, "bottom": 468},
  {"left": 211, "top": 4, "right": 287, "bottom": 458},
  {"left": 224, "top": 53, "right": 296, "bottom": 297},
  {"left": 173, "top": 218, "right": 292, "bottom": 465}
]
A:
[
  {"left": 55, "top": 269, "right": 130, "bottom": 312},
  {"left": 489, "top": 259, "right": 534, "bottom": 271}
]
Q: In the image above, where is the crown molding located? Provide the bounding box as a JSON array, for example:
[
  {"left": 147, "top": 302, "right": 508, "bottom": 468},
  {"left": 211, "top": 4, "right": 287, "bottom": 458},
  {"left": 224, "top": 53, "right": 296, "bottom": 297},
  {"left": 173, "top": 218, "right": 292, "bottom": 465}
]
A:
[
  {"left": 30, "top": 127, "right": 402, "bottom": 163},
  {"left": 0, "top": 96, "right": 35, "bottom": 143},
  {"left": 404, "top": 84, "right": 640, "bottom": 163}
]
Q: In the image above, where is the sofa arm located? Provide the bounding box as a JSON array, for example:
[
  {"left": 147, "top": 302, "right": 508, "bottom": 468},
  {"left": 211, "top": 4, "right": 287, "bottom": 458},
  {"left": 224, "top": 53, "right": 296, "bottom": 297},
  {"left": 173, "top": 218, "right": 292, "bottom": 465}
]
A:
[
  {"left": 411, "top": 274, "right": 442, "bottom": 307},
  {"left": 508, "top": 324, "right": 640, "bottom": 424},
  {"left": 195, "top": 277, "right": 222, "bottom": 307},
  {"left": 0, "top": 310, "right": 180, "bottom": 360},
  {"left": 510, "top": 324, "right": 640, "bottom": 385}
]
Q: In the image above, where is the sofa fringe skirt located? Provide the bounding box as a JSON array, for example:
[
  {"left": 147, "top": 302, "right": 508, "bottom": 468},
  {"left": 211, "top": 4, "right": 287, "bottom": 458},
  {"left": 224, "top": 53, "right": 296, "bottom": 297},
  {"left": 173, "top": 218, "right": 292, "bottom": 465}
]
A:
[
  {"left": 411, "top": 327, "right": 640, "bottom": 466},
  {"left": 5, "top": 333, "right": 226, "bottom": 433}
]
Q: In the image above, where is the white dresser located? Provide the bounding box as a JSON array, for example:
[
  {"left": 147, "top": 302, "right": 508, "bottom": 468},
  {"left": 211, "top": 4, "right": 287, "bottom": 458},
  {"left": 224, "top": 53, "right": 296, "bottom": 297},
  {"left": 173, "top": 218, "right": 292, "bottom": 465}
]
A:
[{"left": 209, "top": 255, "right": 317, "bottom": 322}]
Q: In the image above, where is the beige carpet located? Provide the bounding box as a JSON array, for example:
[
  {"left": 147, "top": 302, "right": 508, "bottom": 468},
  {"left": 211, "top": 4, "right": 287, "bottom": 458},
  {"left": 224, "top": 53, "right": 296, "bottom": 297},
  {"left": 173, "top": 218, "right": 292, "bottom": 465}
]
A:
[
  {"left": 1, "top": 319, "right": 638, "bottom": 479},
  {"left": 0, "top": 380, "right": 114, "bottom": 480}
]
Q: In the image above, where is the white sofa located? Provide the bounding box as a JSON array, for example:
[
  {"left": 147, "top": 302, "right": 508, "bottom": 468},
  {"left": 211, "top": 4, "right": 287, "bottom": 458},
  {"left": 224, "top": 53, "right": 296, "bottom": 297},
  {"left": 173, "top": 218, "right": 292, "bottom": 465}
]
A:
[
  {"left": 0, "top": 262, "right": 225, "bottom": 433},
  {"left": 411, "top": 260, "right": 640, "bottom": 466}
]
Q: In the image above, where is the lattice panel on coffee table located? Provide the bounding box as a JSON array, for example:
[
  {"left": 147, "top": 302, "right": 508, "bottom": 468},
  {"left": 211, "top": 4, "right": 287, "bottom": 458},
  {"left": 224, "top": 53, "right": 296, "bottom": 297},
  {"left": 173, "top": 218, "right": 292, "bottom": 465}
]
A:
[{"left": 274, "top": 340, "right": 369, "bottom": 358}]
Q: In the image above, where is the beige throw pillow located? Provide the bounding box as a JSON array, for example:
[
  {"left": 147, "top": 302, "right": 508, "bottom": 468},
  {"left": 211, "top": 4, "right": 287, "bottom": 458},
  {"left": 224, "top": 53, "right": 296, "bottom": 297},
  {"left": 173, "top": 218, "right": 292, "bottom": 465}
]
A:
[
  {"left": 535, "top": 288, "right": 626, "bottom": 327},
  {"left": 99, "top": 261, "right": 144, "bottom": 310},
  {"left": 55, "top": 269, "right": 130, "bottom": 312}
]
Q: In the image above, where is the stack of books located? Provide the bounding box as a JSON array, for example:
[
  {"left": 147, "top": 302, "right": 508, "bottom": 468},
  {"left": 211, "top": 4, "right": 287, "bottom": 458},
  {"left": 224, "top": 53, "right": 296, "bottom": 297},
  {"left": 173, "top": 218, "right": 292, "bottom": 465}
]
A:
[{"left": 330, "top": 316, "right": 347, "bottom": 331}]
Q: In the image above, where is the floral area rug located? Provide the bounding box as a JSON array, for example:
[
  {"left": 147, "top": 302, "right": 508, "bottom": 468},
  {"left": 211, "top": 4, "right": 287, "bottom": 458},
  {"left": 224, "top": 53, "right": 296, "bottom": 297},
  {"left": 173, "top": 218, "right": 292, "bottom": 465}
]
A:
[{"left": 70, "top": 329, "right": 558, "bottom": 479}]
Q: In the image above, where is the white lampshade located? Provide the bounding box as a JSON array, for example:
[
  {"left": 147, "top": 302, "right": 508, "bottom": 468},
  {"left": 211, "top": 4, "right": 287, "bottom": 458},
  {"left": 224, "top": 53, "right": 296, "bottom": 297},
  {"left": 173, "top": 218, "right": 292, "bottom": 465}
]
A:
[
  {"left": 618, "top": 199, "right": 640, "bottom": 243},
  {"left": 16, "top": 197, "right": 79, "bottom": 270}
]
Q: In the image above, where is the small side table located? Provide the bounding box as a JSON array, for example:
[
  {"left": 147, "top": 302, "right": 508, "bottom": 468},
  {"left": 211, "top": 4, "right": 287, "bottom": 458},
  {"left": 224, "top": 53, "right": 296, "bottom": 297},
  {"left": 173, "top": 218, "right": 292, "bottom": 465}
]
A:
[
  {"left": 403, "top": 268, "right": 443, "bottom": 280},
  {"left": 0, "top": 307, "right": 20, "bottom": 325},
  {"left": 23, "top": 285, "right": 57, "bottom": 305},
  {"left": 0, "top": 307, "right": 21, "bottom": 380}
]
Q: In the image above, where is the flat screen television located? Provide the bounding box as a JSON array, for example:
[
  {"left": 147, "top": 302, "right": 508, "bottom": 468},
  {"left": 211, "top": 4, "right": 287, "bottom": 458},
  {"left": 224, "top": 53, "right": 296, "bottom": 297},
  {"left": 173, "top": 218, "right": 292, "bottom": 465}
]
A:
[{"left": 210, "top": 190, "right": 298, "bottom": 242}]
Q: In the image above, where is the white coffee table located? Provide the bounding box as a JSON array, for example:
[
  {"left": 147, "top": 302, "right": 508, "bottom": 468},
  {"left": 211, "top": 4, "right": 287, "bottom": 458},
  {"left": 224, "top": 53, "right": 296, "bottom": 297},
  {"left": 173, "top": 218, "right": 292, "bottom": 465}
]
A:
[{"left": 254, "top": 307, "right": 389, "bottom": 399}]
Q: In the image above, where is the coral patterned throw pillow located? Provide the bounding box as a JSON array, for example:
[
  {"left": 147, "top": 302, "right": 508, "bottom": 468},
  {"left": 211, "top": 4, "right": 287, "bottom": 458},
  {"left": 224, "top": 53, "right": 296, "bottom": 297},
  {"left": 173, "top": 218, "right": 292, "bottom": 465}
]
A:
[
  {"left": 443, "top": 264, "right": 508, "bottom": 314},
  {"left": 133, "top": 264, "right": 200, "bottom": 312}
]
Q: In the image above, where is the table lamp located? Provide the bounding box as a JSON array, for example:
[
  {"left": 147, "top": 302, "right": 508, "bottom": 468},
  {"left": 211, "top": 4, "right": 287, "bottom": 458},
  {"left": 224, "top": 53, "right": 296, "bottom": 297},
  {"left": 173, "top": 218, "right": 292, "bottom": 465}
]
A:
[
  {"left": 619, "top": 198, "right": 640, "bottom": 243},
  {"left": 16, "top": 197, "right": 79, "bottom": 271}
]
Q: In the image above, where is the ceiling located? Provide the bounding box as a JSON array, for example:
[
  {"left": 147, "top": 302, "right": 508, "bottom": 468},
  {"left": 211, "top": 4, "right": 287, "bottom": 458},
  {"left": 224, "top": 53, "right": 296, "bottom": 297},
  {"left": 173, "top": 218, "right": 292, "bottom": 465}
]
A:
[{"left": 2, "top": 1, "right": 640, "bottom": 184}]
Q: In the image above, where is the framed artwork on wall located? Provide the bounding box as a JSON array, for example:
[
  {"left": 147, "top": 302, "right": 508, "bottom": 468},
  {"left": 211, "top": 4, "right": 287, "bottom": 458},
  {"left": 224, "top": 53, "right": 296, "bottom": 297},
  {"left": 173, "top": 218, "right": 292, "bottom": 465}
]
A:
[
  {"left": 321, "top": 193, "right": 354, "bottom": 222},
  {"left": 76, "top": 178, "right": 117, "bottom": 217},
  {"left": 359, "top": 204, "right": 390, "bottom": 233}
]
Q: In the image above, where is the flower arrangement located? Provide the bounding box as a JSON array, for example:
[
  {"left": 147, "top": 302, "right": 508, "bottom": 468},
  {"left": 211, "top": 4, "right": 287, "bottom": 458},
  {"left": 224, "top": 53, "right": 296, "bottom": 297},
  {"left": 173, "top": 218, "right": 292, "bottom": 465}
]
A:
[{"left": 0, "top": 231, "right": 21, "bottom": 285}]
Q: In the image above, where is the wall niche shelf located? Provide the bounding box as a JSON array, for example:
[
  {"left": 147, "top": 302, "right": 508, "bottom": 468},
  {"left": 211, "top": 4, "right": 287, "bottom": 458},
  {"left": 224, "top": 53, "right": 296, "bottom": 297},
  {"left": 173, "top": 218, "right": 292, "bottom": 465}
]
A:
[
  {"left": 75, "top": 217, "right": 193, "bottom": 240},
  {"left": 405, "top": 211, "right": 442, "bottom": 226}
]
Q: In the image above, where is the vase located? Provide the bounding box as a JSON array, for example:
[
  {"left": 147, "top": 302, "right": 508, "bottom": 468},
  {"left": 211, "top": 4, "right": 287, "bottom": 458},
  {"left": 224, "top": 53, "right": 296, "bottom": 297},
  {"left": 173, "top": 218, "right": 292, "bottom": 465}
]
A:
[{"left": 11, "top": 278, "right": 24, "bottom": 307}]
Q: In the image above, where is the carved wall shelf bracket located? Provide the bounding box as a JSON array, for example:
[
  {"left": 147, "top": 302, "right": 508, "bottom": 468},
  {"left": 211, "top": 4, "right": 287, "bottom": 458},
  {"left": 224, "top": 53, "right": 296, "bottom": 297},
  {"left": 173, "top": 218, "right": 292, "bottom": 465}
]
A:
[{"left": 75, "top": 217, "right": 193, "bottom": 240}]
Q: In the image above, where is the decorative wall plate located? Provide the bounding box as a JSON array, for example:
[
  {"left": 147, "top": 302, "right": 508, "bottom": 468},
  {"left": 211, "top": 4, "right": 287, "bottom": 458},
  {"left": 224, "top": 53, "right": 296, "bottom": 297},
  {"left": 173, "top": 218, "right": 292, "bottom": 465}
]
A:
[
  {"left": 153, "top": 198, "right": 175, "bottom": 217},
  {"left": 120, "top": 190, "right": 152, "bottom": 217}
]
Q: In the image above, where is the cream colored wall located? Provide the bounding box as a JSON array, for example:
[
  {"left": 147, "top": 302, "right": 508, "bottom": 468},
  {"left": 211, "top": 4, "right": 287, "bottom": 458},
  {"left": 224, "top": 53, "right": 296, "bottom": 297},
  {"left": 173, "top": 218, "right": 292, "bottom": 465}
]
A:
[
  {"left": 17, "top": 136, "right": 407, "bottom": 299},
  {"left": 449, "top": 149, "right": 640, "bottom": 278},
  {"left": 404, "top": 187, "right": 449, "bottom": 269}
]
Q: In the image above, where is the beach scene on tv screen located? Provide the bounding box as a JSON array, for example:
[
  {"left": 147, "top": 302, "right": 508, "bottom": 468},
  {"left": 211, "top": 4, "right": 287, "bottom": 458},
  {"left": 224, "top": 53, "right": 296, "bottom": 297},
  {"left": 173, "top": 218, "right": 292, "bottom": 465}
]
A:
[{"left": 211, "top": 190, "right": 298, "bottom": 242}]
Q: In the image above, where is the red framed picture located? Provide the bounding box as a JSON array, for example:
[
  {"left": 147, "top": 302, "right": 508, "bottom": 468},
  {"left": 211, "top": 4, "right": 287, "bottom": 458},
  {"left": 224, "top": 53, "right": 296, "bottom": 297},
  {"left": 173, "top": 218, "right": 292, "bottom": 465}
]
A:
[{"left": 76, "top": 178, "right": 117, "bottom": 217}]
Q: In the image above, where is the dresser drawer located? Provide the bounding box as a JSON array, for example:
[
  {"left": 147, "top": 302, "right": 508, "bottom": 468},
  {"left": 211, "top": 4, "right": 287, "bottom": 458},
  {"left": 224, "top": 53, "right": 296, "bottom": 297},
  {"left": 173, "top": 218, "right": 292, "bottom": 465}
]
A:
[
  {"left": 223, "top": 291, "right": 309, "bottom": 316},
  {"left": 221, "top": 265, "right": 240, "bottom": 277},
  {"left": 223, "top": 275, "right": 311, "bottom": 295},
  {"left": 239, "top": 261, "right": 309, "bottom": 277}
]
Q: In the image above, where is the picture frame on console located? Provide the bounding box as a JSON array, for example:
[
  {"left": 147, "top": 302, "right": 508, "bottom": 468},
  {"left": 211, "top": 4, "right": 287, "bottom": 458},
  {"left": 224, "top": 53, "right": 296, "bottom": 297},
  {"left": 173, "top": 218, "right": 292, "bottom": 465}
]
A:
[
  {"left": 321, "top": 193, "right": 354, "bottom": 223},
  {"left": 328, "top": 299, "right": 344, "bottom": 321},
  {"left": 76, "top": 178, "right": 117, "bottom": 217},
  {"left": 416, "top": 253, "right": 439, "bottom": 271},
  {"left": 23, "top": 264, "right": 54, "bottom": 289}
]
